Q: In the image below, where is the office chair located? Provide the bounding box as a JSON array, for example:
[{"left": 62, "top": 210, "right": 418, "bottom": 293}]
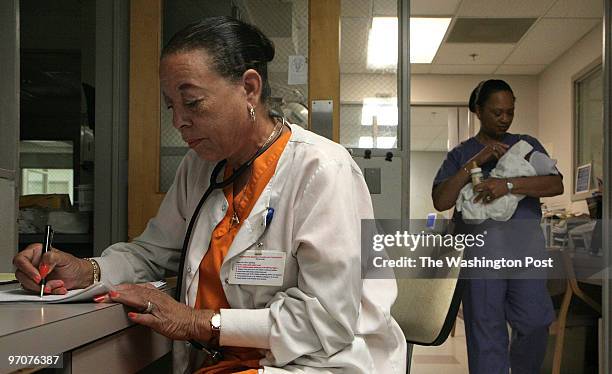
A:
[{"left": 391, "top": 252, "right": 464, "bottom": 373}]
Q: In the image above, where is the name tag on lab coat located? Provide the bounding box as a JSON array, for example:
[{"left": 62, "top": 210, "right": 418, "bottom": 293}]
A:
[{"left": 229, "top": 250, "right": 286, "bottom": 286}]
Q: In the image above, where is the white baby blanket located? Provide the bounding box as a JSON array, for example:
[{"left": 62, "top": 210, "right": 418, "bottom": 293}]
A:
[{"left": 456, "top": 140, "right": 558, "bottom": 224}]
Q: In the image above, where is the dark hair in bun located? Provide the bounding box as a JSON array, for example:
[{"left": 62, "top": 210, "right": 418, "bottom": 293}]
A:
[
  {"left": 468, "top": 79, "right": 515, "bottom": 113},
  {"left": 162, "top": 16, "right": 275, "bottom": 102}
]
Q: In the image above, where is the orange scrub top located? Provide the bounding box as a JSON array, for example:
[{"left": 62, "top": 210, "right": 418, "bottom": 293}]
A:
[{"left": 194, "top": 128, "right": 291, "bottom": 374}]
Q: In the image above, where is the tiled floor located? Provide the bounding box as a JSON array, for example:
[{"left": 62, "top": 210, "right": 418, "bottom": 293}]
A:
[{"left": 410, "top": 318, "right": 469, "bottom": 374}]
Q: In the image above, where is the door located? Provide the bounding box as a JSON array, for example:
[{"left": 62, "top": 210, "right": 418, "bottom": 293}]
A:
[{"left": 0, "top": 0, "right": 19, "bottom": 271}]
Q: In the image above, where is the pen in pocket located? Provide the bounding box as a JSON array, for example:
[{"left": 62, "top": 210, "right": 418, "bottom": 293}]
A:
[{"left": 266, "top": 207, "right": 275, "bottom": 226}]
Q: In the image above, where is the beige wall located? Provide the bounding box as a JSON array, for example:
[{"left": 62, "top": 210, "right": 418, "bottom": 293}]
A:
[
  {"left": 538, "top": 24, "right": 603, "bottom": 211},
  {"left": 410, "top": 151, "right": 446, "bottom": 219},
  {"left": 341, "top": 74, "right": 539, "bottom": 139},
  {"left": 339, "top": 73, "right": 540, "bottom": 147},
  {"left": 411, "top": 74, "right": 540, "bottom": 137}
]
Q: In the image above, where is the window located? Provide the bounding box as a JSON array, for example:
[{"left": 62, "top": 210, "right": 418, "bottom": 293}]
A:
[
  {"left": 22, "top": 169, "right": 74, "bottom": 204},
  {"left": 574, "top": 65, "right": 603, "bottom": 198}
]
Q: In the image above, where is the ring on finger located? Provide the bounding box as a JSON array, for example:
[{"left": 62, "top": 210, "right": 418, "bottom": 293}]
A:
[{"left": 143, "top": 300, "right": 154, "bottom": 314}]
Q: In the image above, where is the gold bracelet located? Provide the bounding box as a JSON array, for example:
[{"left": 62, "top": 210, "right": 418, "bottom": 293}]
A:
[{"left": 84, "top": 258, "right": 100, "bottom": 283}]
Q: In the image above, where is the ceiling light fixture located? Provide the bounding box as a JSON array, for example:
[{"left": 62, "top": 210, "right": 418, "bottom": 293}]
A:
[
  {"left": 367, "top": 17, "right": 452, "bottom": 68},
  {"left": 367, "top": 17, "right": 398, "bottom": 70},
  {"left": 410, "top": 17, "right": 451, "bottom": 63}
]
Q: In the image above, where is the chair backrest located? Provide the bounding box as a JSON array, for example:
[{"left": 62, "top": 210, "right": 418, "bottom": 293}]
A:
[{"left": 391, "top": 245, "right": 464, "bottom": 346}]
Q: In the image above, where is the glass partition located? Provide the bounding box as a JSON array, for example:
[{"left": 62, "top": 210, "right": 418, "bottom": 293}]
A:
[
  {"left": 20, "top": 140, "right": 75, "bottom": 203},
  {"left": 339, "top": 0, "right": 399, "bottom": 150},
  {"left": 160, "top": 0, "right": 308, "bottom": 192}
]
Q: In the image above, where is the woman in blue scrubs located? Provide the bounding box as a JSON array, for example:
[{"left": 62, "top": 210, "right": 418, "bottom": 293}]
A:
[{"left": 432, "top": 79, "right": 564, "bottom": 374}]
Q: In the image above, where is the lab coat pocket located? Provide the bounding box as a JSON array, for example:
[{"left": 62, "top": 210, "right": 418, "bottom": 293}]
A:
[{"left": 227, "top": 242, "right": 299, "bottom": 307}]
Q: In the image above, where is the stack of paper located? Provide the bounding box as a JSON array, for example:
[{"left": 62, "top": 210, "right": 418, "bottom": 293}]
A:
[{"left": 0, "top": 280, "right": 167, "bottom": 304}]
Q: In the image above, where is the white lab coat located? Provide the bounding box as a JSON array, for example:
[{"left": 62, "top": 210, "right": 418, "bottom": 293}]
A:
[{"left": 95, "top": 124, "right": 407, "bottom": 373}]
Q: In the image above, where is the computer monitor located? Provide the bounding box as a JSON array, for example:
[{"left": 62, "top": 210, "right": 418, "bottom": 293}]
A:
[{"left": 575, "top": 163, "right": 592, "bottom": 195}]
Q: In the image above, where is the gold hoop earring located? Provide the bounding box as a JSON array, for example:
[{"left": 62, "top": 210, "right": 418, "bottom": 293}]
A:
[{"left": 249, "top": 105, "right": 256, "bottom": 122}]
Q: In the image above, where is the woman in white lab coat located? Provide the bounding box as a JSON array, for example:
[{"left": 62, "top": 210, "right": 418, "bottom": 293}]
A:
[{"left": 13, "top": 16, "right": 406, "bottom": 373}]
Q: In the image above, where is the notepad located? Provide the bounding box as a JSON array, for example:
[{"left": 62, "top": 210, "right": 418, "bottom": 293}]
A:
[
  {"left": 0, "top": 280, "right": 167, "bottom": 304},
  {"left": 0, "top": 273, "right": 18, "bottom": 285}
]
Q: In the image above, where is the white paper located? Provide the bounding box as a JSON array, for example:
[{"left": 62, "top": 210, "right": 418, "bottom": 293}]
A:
[
  {"left": 229, "top": 250, "right": 286, "bottom": 286},
  {"left": 288, "top": 55, "right": 307, "bottom": 85},
  {"left": 0, "top": 280, "right": 167, "bottom": 304}
]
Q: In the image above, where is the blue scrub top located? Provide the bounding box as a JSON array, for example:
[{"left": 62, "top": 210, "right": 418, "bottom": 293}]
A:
[
  {"left": 432, "top": 133, "right": 560, "bottom": 272},
  {"left": 433, "top": 133, "right": 555, "bottom": 222}
]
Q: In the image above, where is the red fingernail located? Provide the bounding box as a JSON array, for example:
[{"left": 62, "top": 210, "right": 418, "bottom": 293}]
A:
[
  {"left": 34, "top": 275, "right": 41, "bottom": 284},
  {"left": 109, "top": 291, "right": 119, "bottom": 298},
  {"left": 93, "top": 295, "right": 106, "bottom": 303},
  {"left": 39, "top": 264, "right": 49, "bottom": 279},
  {"left": 44, "top": 286, "right": 51, "bottom": 293},
  {"left": 128, "top": 312, "right": 137, "bottom": 319}
]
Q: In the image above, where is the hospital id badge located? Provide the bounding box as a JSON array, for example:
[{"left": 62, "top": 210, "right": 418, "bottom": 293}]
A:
[{"left": 229, "top": 250, "right": 286, "bottom": 286}]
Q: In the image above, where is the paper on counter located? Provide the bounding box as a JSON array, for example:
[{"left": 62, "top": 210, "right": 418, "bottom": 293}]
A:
[
  {"left": 0, "top": 273, "right": 18, "bottom": 285},
  {"left": 0, "top": 280, "right": 167, "bottom": 303}
]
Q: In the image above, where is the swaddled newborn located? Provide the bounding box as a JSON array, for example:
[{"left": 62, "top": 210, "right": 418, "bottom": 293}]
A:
[{"left": 456, "top": 140, "right": 559, "bottom": 224}]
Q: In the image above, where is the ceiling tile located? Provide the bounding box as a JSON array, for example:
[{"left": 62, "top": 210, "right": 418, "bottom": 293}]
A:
[
  {"left": 446, "top": 18, "right": 536, "bottom": 43},
  {"left": 434, "top": 43, "right": 515, "bottom": 64},
  {"left": 494, "top": 64, "right": 547, "bottom": 75},
  {"left": 505, "top": 18, "right": 600, "bottom": 65},
  {"left": 410, "top": 0, "right": 461, "bottom": 16},
  {"left": 457, "top": 0, "right": 556, "bottom": 17},
  {"left": 341, "top": 0, "right": 372, "bottom": 18},
  {"left": 545, "top": 0, "right": 603, "bottom": 18},
  {"left": 430, "top": 64, "right": 498, "bottom": 74}
]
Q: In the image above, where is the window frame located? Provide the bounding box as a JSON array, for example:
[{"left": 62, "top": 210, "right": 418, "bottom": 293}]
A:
[{"left": 572, "top": 60, "right": 603, "bottom": 201}]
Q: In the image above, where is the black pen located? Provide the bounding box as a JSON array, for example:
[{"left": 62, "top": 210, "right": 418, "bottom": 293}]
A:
[{"left": 39, "top": 225, "right": 54, "bottom": 299}]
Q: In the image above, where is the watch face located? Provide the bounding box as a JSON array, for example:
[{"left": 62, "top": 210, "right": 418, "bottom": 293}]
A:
[
  {"left": 211, "top": 314, "right": 221, "bottom": 329},
  {"left": 507, "top": 182, "right": 514, "bottom": 190}
]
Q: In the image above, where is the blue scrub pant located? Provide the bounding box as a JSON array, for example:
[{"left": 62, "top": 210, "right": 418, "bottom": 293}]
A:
[{"left": 463, "top": 278, "right": 554, "bottom": 374}]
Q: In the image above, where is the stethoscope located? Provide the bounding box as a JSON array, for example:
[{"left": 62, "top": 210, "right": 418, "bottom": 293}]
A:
[{"left": 174, "top": 115, "right": 286, "bottom": 361}]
